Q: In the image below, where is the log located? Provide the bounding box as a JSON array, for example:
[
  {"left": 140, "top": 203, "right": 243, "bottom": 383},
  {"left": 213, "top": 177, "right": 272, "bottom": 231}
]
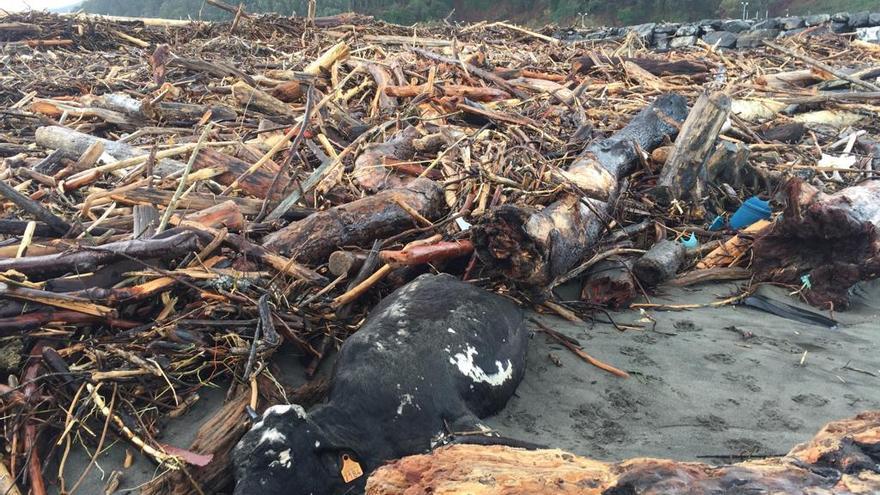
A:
[
  {"left": 304, "top": 42, "right": 350, "bottom": 76},
  {"left": 472, "top": 93, "right": 689, "bottom": 287},
  {"left": 34, "top": 126, "right": 184, "bottom": 178},
  {"left": 653, "top": 91, "right": 731, "bottom": 204},
  {"left": 753, "top": 178, "right": 880, "bottom": 308},
  {"left": 367, "top": 411, "right": 880, "bottom": 495},
  {"left": 192, "top": 148, "right": 289, "bottom": 200},
  {"left": 0, "top": 231, "right": 200, "bottom": 280},
  {"left": 580, "top": 259, "right": 636, "bottom": 309},
  {"left": 572, "top": 54, "right": 711, "bottom": 78},
  {"left": 632, "top": 240, "right": 686, "bottom": 287},
  {"left": 80, "top": 93, "right": 237, "bottom": 124},
  {"left": 263, "top": 179, "right": 446, "bottom": 265},
  {"left": 232, "top": 81, "right": 296, "bottom": 117},
  {"left": 328, "top": 250, "right": 368, "bottom": 277}
]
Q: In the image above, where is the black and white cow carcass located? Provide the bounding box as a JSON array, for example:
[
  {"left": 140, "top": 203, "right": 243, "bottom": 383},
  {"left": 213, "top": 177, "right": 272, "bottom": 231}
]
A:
[{"left": 232, "top": 273, "right": 528, "bottom": 494}]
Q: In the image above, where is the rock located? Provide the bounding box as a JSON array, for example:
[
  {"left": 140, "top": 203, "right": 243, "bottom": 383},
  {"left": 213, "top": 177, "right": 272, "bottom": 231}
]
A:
[
  {"left": 722, "top": 19, "right": 752, "bottom": 33},
  {"left": 654, "top": 23, "right": 680, "bottom": 34},
  {"left": 702, "top": 31, "right": 737, "bottom": 48},
  {"left": 871, "top": 13, "right": 880, "bottom": 26},
  {"left": 669, "top": 36, "right": 697, "bottom": 49},
  {"left": 653, "top": 33, "right": 671, "bottom": 50},
  {"left": 849, "top": 11, "right": 870, "bottom": 27},
  {"left": 675, "top": 23, "right": 699, "bottom": 36},
  {"left": 831, "top": 12, "right": 849, "bottom": 23},
  {"left": 753, "top": 18, "right": 780, "bottom": 30},
  {"left": 780, "top": 27, "right": 808, "bottom": 37},
  {"left": 830, "top": 22, "right": 849, "bottom": 33},
  {"left": 779, "top": 16, "right": 804, "bottom": 30},
  {"left": 803, "top": 14, "right": 830, "bottom": 26},
  {"left": 699, "top": 19, "right": 723, "bottom": 30},
  {"left": 738, "top": 29, "right": 779, "bottom": 48},
  {"left": 630, "top": 23, "right": 656, "bottom": 43},
  {"left": 857, "top": 26, "right": 880, "bottom": 43}
]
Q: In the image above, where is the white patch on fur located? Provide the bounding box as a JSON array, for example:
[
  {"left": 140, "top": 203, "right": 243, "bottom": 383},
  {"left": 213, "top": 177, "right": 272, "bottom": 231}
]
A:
[
  {"left": 263, "top": 404, "right": 307, "bottom": 420},
  {"left": 447, "top": 328, "right": 456, "bottom": 334},
  {"left": 449, "top": 346, "right": 513, "bottom": 387},
  {"left": 269, "top": 448, "right": 292, "bottom": 469},
  {"left": 396, "top": 394, "right": 415, "bottom": 415},
  {"left": 397, "top": 328, "right": 408, "bottom": 337},
  {"left": 257, "top": 428, "right": 287, "bottom": 446}
]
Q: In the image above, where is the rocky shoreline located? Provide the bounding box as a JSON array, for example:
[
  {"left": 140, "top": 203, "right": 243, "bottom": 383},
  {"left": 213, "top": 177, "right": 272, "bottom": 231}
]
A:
[{"left": 556, "top": 11, "right": 880, "bottom": 49}]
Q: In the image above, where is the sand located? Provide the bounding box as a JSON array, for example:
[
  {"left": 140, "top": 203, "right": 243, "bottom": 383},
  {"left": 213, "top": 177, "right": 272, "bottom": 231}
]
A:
[{"left": 60, "top": 280, "right": 880, "bottom": 493}]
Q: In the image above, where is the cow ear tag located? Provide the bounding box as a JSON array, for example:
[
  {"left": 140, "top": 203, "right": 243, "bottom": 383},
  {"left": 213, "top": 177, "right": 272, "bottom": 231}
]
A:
[{"left": 341, "top": 454, "right": 363, "bottom": 483}]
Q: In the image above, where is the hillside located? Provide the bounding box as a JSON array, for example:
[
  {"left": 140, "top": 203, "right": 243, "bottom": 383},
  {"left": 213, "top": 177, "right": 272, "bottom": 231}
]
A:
[{"left": 78, "top": 0, "right": 879, "bottom": 24}]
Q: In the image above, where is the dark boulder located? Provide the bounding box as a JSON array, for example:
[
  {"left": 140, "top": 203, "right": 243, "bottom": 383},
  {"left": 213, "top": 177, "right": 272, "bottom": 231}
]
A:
[{"left": 702, "top": 31, "right": 738, "bottom": 48}]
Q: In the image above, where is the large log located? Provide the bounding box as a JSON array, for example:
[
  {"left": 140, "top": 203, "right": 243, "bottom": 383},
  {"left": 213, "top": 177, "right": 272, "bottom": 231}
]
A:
[
  {"left": 753, "top": 178, "right": 880, "bottom": 308},
  {"left": 367, "top": 411, "right": 880, "bottom": 495},
  {"left": 653, "top": 91, "right": 731, "bottom": 204},
  {"left": 263, "top": 179, "right": 446, "bottom": 265},
  {"left": 472, "top": 94, "right": 688, "bottom": 287}
]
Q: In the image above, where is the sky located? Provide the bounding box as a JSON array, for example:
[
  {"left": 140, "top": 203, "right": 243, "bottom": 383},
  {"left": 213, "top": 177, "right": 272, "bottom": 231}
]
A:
[{"left": 3, "top": 0, "right": 82, "bottom": 11}]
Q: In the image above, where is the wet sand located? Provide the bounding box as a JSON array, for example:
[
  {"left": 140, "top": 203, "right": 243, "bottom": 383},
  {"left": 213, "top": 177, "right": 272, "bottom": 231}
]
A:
[{"left": 61, "top": 281, "right": 880, "bottom": 493}]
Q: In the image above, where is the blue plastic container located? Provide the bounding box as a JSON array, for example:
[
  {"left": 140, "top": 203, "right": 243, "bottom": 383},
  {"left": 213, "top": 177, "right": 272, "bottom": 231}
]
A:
[
  {"left": 729, "top": 197, "right": 771, "bottom": 230},
  {"left": 708, "top": 215, "right": 725, "bottom": 231},
  {"left": 680, "top": 233, "right": 699, "bottom": 249}
]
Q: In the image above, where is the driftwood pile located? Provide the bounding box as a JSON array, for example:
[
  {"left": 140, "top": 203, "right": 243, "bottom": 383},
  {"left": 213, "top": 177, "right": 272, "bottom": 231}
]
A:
[{"left": 0, "top": 6, "right": 879, "bottom": 494}]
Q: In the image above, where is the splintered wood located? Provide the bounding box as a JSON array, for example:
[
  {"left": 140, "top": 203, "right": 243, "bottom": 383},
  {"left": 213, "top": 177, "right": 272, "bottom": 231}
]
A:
[{"left": 367, "top": 411, "right": 880, "bottom": 495}]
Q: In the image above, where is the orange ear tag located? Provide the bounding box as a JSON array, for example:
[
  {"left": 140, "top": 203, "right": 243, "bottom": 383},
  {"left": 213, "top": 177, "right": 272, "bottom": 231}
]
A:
[{"left": 341, "top": 454, "right": 364, "bottom": 483}]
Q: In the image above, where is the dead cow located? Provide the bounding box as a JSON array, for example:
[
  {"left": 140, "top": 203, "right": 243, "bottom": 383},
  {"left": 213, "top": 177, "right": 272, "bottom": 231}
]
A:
[{"left": 232, "top": 274, "right": 527, "bottom": 494}]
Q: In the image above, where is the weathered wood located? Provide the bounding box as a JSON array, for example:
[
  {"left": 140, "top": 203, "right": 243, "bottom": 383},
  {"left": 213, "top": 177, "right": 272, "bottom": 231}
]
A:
[
  {"left": 0, "top": 231, "right": 200, "bottom": 280},
  {"left": 232, "top": 81, "right": 296, "bottom": 117},
  {"left": 653, "top": 91, "right": 731, "bottom": 204},
  {"left": 472, "top": 94, "right": 689, "bottom": 287},
  {"left": 132, "top": 204, "right": 159, "bottom": 239},
  {"left": 192, "top": 148, "right": 288, "bottom": 200},
  {"left": 263, "top": 179, "right": 446, "bottom": 265},
  {"left": 353, "top": 126, "right": 419, "bottom": 191},
  {"left": 173, "top": 200, "right": 245, "bottom": 232},
  {"left": 754, "top": 178, "right": 880, "bottom": 308},
  {"left": 0, "top": 178, "right": 71, "bottom": 236},
  {"left": 632, "top": 240, "right": 686, "bottom": 287},
  {"left": 34, "top": 126, "right": 184, "bottom": 177},
  {"left": 367, "top": 411, "right": 880, "bottom": 495}
]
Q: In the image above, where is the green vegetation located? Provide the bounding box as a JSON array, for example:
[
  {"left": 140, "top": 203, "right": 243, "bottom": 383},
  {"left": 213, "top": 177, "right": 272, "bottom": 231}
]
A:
[{"left": 78, "top": 0, "right": 878, "bottom": 25}]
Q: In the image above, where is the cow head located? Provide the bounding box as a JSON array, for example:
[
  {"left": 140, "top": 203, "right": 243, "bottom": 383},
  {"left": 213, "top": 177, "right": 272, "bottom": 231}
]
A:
[{"left": 232, "top": 404, "right": 360, "bottom": 495}]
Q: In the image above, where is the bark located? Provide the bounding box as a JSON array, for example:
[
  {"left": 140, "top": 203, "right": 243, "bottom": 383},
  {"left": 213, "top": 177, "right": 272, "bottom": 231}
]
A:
[
  {"left": 632, "top": 240, "right": 686, "bottom": 287},
  {"left": 472, "top": 93, "right": 689, "bottom": 287},
  {"left": 34, "top": 126, "right": 183, "bottom": 177},
  {"left": 653, "top": 91, "right": 731, "bottom": 204},
  {"left": 80, "top": 93, "right": 236, "bottom": 124},
  {"left": 753, "top": 178, "right": 880, "bottom": 308},
  {"left": 367, "top": 411, "right": 880, "bottom": 495},
  {"left": 263, "top": 179, "right": 446, "bottom": 265}
]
